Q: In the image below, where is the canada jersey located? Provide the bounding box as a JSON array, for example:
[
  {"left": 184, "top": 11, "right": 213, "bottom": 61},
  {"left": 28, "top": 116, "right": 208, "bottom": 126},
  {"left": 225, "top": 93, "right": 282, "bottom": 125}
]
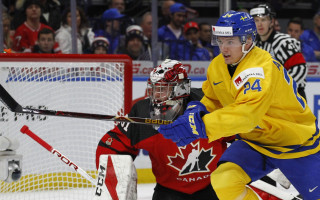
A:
[
  {"left": 96, "top": 89, "right": 231, "bottom": 194},
  {"left": 201, "top": 46, "right": 320, "bottom": 159}
]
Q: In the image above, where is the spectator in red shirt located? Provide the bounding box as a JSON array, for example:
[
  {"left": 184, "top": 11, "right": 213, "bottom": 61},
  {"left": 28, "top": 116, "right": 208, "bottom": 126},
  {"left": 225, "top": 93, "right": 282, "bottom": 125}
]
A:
[
  {"left": 12, "top": 0, "right": 62, "bottom": 31},
  {"left": 12, "top": 0, "right": 60, "bottom": 53}
]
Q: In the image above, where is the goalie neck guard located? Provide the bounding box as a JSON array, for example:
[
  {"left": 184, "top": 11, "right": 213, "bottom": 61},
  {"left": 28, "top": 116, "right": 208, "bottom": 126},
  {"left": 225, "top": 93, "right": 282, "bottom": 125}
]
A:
[{"left": 147, "top": 59, "right": 191, "bottom": 121}]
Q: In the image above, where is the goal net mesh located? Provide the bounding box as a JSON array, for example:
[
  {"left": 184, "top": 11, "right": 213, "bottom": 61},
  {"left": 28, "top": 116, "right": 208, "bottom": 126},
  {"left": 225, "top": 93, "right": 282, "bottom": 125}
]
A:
[{"left": 0, "top": 54, "right": 132, "bottom": 200}]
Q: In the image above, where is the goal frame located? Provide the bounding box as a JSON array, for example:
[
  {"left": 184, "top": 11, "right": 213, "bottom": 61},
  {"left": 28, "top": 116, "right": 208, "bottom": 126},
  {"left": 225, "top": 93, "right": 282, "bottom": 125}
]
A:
[
  {"left": 0, "top": 53, "right": 133, "bottom": 199},
  {"left": 0, "top": 53, "right": 133, "bottom": 114}
]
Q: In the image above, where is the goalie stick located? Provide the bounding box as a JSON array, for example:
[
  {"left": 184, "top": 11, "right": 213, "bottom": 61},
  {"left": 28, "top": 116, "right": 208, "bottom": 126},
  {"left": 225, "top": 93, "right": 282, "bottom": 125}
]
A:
[
  {"left": 20, "top": 125, "right": 97, "bottom": 185},
  {"left": 0, "top": 84, "right": 171, "bottom": 126}
]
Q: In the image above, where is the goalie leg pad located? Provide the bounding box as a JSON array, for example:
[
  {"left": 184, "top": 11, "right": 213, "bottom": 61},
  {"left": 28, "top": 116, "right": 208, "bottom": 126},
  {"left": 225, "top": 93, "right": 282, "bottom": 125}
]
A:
[{"left": 94, "top": 154, "right": 137, "bottom": 200}]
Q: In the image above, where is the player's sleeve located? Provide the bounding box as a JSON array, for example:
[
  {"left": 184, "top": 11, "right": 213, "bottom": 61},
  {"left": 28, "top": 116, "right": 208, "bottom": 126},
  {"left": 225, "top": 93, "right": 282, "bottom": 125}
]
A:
[
  {"left": 281, "top": 38, "right": 307, "bottom": 86},
  {"left": 95, "top": 126, "right": 139, "bottom": 170},
  {"left": 285, "top": 53, "right": 308, "bottom": 85},
  {"left": 95, "top": 100, "right": 146, "bottom": 170},
  {"left": 203, "top": 63, "right": 276, "bottom": 142}
]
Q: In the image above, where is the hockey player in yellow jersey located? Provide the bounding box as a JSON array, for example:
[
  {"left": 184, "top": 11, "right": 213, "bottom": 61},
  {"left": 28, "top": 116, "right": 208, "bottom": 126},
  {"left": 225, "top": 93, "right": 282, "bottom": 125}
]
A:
[{"left": 158, "top": 10, "right": 320, "bottom": 200}]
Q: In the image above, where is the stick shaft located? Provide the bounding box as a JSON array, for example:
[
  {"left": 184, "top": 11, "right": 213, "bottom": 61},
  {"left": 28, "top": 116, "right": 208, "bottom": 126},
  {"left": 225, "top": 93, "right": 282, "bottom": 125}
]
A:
[
  {"left": 20, "top": 125, "right": 96, "bottom": 185},
  {"left": 23, "top": 107, "right": 172, "bottom": 125},
  {"left": 0, "top": 84, "right": 171, "bottom": 125}
]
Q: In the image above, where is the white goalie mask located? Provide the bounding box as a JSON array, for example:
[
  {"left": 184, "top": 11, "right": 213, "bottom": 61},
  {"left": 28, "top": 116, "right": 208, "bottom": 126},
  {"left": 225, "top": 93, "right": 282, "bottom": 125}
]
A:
[{"left": 147, "top": 59, "right": 191, "bottom": 122}]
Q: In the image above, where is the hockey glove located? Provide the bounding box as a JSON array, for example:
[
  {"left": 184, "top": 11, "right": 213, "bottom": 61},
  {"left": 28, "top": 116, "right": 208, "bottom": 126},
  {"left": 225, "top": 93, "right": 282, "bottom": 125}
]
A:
[
  {"left": 158, "top": 101, "right": 208, "bottom": 146},
  {"left": 184, "top": 101, "right": 208, "bottom": 116}
]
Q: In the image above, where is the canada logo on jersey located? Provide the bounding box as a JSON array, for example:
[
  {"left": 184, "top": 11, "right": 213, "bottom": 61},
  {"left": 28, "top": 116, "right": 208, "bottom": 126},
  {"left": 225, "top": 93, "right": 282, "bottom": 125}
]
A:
[{"left": 167, "top": 141, "right": 216, "bottom": 176}]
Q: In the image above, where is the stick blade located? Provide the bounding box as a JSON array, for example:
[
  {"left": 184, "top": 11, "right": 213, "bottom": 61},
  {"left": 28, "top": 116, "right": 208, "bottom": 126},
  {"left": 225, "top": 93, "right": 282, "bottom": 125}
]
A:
[{"left": 0, "top": 84, "right": 23, "bottom": 112}]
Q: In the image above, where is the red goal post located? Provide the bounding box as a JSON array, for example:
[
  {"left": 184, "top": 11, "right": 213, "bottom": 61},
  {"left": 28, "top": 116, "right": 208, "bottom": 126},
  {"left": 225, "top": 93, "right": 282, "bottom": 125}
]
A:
[{"left": 0, "top": 53, "right": 132, "bottom": 200}]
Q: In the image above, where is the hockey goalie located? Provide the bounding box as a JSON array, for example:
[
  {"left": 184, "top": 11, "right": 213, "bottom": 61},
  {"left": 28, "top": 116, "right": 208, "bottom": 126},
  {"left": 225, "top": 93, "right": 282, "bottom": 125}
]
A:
[{"left": 95, "top": 59, "right": 234, "bottom": 200}]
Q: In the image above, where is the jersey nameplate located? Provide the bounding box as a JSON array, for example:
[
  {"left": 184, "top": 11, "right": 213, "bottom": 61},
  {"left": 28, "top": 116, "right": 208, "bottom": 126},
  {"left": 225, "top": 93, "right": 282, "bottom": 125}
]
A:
[{"left": 233, "top": 67, "right": 265, "bottom": 90}]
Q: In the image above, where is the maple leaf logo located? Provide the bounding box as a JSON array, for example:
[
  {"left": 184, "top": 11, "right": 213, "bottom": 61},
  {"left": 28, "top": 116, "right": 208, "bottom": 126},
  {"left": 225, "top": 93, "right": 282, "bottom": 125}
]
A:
[{"left": 167, "top": 141, "right": 216, "bottom": 176}]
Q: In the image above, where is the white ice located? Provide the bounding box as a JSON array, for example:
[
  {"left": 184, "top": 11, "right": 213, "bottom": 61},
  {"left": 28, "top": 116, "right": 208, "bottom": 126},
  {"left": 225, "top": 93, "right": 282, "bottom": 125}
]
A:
[
  {"left": 0, "top": 182, "right": 300, "bottom": 200},
  {"left": 137, "top": 183, "right": 156, "bottom": 200},
  {"left": 0, "top": 183, "right": 156, "bottom": 200}
]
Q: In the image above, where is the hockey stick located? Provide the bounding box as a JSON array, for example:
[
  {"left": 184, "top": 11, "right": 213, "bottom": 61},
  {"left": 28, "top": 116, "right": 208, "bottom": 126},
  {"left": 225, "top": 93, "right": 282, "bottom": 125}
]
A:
[
  {"left": 20, "top": 125, "right": 97, "bottom": 185},
  {"left": 250, "top": 180, "right": 303, "bottom": 200},
  {"left": 0, "top": 84, "right": 171, "bottom": 125}
]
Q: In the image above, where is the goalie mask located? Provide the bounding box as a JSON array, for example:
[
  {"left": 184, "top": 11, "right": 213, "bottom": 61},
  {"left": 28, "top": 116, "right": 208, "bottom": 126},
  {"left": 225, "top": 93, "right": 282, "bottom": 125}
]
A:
[{"left": 147, "top": 59, "right": 191, "bottom": 122}]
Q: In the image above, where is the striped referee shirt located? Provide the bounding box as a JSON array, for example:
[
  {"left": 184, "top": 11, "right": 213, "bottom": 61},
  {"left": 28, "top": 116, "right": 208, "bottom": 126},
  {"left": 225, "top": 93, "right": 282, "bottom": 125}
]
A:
[{"left": 255, "top": 31, "right": 307, "bottom": 88}]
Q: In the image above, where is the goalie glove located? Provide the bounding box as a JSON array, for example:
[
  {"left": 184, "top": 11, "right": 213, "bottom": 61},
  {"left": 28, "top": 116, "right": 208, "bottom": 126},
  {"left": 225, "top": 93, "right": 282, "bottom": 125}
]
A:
[
  {"left": 158, "top": 101, "right": 208, "bottom": 146},
  {"left": 184, "top": 101, "right": 208, "bottom": 116}
]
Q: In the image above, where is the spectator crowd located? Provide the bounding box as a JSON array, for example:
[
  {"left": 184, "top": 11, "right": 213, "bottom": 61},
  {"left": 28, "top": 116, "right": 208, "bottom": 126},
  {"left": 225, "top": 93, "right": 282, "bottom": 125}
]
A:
[{"left": 2, "top": 0, "right": 320, "bottom": 62}]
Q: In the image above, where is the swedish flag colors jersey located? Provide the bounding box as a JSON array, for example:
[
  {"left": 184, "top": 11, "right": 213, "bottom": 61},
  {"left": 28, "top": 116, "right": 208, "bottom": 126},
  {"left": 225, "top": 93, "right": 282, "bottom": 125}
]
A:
[{"left": 201, "top": 46, "right": 320, "bottom": 159}]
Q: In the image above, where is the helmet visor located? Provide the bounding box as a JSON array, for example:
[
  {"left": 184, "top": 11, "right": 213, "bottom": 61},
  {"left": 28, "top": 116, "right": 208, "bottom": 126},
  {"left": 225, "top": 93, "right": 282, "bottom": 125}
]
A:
[{"left": 211, "top": 26, "right": 242, "bottom": 47}]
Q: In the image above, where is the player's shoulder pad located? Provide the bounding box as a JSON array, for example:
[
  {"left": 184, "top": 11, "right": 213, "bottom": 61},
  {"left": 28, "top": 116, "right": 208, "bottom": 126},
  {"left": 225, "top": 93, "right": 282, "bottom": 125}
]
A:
[{"left": 233, "top": 67, "right": 265, "bottom": 90}]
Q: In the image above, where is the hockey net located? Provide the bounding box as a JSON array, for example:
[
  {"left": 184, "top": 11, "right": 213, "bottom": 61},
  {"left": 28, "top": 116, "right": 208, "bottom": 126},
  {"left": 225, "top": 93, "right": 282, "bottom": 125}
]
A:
[{"left": 0, "top": 53, "right": 132, "bottom": 200}]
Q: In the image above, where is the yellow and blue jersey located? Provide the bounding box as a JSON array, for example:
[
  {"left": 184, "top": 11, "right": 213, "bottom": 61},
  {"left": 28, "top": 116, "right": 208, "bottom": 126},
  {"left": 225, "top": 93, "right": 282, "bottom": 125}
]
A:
[{"left": 201, "top": 46, "right": 320, "bottom": 159}]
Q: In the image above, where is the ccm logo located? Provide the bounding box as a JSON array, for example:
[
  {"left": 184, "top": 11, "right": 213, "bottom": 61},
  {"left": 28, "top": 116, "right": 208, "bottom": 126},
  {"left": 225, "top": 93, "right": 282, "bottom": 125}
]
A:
[
  {"left": 95, "top": 165, "right": 106, "bottom": 196},
  {"left": 52, "top": 149, "right": 78, "bottom": 170}
]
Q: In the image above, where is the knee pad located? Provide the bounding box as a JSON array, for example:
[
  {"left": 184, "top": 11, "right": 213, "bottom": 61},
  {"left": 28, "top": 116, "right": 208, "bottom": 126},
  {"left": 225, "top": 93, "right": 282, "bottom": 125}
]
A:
[{"left": 211, "top": 162, "right": 253, "bottom": 199}]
